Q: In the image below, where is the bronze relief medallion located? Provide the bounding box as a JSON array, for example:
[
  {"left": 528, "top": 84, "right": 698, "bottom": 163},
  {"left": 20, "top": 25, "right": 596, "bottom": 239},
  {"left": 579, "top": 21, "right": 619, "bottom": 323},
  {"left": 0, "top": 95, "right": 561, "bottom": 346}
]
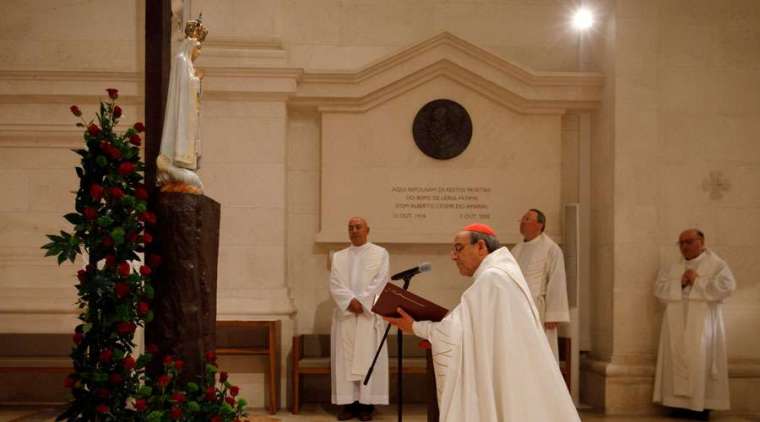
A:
[{"left": 412, "top": 99, "right": 472, "bottom": 160}]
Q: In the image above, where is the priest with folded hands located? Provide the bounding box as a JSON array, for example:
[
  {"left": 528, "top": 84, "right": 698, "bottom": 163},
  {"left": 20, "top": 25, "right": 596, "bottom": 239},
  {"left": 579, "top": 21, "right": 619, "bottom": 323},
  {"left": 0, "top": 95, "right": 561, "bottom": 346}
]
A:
[
  {"left": 384, "top": 223, "right": 579, "bottom": 422},
  {"left": 329, "top": 217, "right": 390, "bottom": 421}
]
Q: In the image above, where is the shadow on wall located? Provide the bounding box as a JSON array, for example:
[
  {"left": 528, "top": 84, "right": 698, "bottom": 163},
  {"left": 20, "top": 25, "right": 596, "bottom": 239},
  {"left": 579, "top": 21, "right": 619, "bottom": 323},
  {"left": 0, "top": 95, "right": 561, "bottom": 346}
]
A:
[{"left": 314, "top": 298, "right": 334, "bottom": 334}]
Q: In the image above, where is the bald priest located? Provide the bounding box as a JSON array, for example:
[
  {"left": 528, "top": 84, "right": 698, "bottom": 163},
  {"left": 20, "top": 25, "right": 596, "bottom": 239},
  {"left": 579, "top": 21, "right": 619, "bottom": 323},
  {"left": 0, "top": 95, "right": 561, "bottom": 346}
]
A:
[{"left": 384, "top": 223, "right": 579, "bottom": 422}]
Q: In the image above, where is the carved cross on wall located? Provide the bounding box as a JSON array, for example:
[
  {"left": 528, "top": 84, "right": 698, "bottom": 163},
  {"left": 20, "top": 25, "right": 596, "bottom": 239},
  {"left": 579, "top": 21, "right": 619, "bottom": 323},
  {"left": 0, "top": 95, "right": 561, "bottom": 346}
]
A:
[{"left": 702, "top": 171, "right": 730, "bottom": 200}]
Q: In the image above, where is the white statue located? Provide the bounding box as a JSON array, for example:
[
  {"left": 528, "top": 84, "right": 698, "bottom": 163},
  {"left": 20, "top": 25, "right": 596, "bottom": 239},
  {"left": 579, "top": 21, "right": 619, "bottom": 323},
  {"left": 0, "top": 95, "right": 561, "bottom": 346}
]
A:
[{"left": 157, "top": 16, "right": 207, "bottom": 194}]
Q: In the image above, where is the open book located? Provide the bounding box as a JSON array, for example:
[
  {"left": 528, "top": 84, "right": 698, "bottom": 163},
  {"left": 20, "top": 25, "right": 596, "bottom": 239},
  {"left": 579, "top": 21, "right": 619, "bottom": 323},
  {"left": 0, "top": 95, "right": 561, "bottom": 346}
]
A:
[{"left": 371, "top": 282, "right": 449, "bottom": 322}]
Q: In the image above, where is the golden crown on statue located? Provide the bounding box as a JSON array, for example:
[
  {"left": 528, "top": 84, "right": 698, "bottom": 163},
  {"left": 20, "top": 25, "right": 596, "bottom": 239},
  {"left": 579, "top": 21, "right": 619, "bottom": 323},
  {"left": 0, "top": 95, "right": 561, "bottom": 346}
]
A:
[{"left": 184, "top": 15, "right": 208, "bottom": 42}]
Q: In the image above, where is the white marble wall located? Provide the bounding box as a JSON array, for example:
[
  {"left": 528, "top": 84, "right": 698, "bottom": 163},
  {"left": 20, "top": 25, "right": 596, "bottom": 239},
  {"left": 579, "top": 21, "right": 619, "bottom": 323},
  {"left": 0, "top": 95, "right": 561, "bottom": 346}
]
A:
[
  {"left": 2, "top": 0, "right": 759, "bottom": 415},
  {"left": 583, "top": 0, "right": 760, "bottom": 415},
  {"left": 0, "top": 0, "right": 144, "bottom": 332}
]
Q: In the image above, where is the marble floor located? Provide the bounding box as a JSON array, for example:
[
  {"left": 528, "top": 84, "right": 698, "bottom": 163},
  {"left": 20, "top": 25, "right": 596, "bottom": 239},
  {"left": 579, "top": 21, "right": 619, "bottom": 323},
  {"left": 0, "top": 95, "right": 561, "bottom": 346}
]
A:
[{"left": 0, "top": 404, "right": 757, "bottom": 422}]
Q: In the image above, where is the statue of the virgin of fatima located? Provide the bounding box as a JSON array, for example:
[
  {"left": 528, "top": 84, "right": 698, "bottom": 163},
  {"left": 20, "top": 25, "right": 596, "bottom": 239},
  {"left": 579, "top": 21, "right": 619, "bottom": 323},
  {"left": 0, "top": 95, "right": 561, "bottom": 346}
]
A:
[{"left": 156, "top": 16, "right": 207, "bottom": 194}]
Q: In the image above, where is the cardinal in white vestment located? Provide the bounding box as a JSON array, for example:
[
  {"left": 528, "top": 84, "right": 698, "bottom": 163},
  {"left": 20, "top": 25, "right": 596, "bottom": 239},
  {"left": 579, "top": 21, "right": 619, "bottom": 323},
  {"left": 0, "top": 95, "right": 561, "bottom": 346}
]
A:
[
  {"left": 384, "top": 223, "right": 579, "bottom": 422},
  {"left": 653, "top": 229, "right": 735, "bottom": 419},
  {"left": 510, "top": 208, "right": 570, "bottom": 361},
  {"left": 329, "top": 217, "right": 389, "bottom": 421}
]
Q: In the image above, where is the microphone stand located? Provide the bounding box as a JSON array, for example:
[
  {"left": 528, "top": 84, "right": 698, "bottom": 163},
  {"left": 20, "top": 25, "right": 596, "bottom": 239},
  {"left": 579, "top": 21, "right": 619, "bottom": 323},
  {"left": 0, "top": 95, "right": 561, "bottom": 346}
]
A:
[{"left": 364, "top": 275, "right": 414, "bottom": 422}]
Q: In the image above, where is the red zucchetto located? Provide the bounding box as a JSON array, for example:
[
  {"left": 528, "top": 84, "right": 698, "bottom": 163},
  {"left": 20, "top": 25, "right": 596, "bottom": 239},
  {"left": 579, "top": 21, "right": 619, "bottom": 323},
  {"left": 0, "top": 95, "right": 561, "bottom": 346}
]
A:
[{"left": 463, "top": 223, "right": 496, "bottom": 236}]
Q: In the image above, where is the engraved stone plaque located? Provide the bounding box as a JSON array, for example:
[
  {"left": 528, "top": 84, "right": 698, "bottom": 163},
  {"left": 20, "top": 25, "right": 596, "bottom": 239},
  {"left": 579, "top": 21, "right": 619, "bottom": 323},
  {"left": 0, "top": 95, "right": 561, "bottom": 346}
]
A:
[{"left": 412, "top": 99, "right": 473, "bottom": 160}]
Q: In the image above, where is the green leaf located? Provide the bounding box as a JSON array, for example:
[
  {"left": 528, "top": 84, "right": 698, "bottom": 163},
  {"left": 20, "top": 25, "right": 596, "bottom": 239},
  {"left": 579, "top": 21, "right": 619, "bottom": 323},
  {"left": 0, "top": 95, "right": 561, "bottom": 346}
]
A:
[
  {"left": 57, "top": 254, "right": 66, "bottom": 265},
  {"left": 138, "top": 385, "right": 153, "bottom": 397},
  {"left": 185, "top": 382, "right": 199, "bottom": 393},
  {"left": 237, "top": 398, "right": 247, "bottom": 409},
  {"left": 96, "top": 215, "right": 113, "bottom": 227},
  {"left": 136, "top": 354, "right": 151, "bottom": 369},
  {"left": 121, "top": 195, "right": 136, "bottom": 208},
  {"left": 144, "top": 310, "right": 154, "bottom": 323},
  {"left": 206, "top": 364, "right": 218, "bottom": 374},
  {"left": 221, "top": 403, "right": 234, "bottom": 415},
  {"left": 146, "top": 410, "right": 163, "bottom": 422},
  {"left": 96, "top": 155, "right": 108, "bottom": 167},
  {"left": 112, "top": 349, "right": 125, "bottom": 361},
  {"left": 144, "top": 285, "right": 155, "bottom": 300},
  {"left": 135, "top": 201, "right": 147, "bottom": 213},
  {"left": 116, "top": 305, "right": 130, "bottom": 321},
  {"left": 110, "top": 227, "right": 125, "bottom": 244},
  {"left": 64, "top": 213, "right": 83, "bottom": 225},
  {"left": 186, "top": 401, "right": 200, "bottom": 412}
]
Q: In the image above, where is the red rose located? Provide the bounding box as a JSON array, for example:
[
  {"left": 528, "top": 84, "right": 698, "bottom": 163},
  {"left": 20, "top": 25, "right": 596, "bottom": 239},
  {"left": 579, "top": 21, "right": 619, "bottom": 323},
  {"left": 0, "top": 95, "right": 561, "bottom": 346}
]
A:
[
  {"left": 113, "top": 105, "right": 122, "bottom": 118},
  {"left": 89, "top": 184, "right": 104, "bottom": 200},
  {"left": 135, "top": 185, "right": 149, "bottom": 200},
  {"left": 148, "top": 254, "right": 162, "bottom": 268},
  {"left": 139, "top": 265, "right": 152, "bottom": 276},
  {"left": 70, "top": 105, "right": 82, "bottom": 117},
  {"left": 205, "top": 351, "right": 216, "bottom": 363},
  {"left": 107, "top": 88, "right": 119, "bottom": 99},
  {"left": 117, "top": 321, "right": 136, "bottom": 335},
  {"left": 137, "top": 302, "right": 150, "bottom": 316},
  {"left": 105, "top": 254, "right": 116, "bottom": 267},
  {"left": 96, "top": 387, "right": 110, "bottom": 399},
  {"left": 123, "top": 356, "right": 136, "bottom": 370},
  {"left": 147, "top": 344, "right": 159, "bottom": 354},
  {"left": 142, "top": 232, "right": 153, "bottom": 244},
  {"left": 109, "top": 187, "right": 125, "bottom": 200},
  {"left": 211, "top": 417, "right": 222, "bottom": 422},
  {"left": 163, "top": 355, "right": 173, "bottom": 365},
  {"left": 229, "top": 385, "right": 240, "bottom": 397},
  {"left": 171, "top": 392, "right": 186, "bottom": 403},
  {"left": 106, "top": 145, "right": 122, "bottom": 160},
  {"left": 219, "top": 371, "right": 228, "bottom": 383},
  {"left": 158, "top": 374, "right": 171, "bottom": 388},
  {"left": 99, "top": 348, "right": 113, "bottom": 363},
  {"left": 83, "top": 207, "right": 97, "bottom": 221},
  {"left": 96, "top": 404, "right": 109, "bottom": 414},
  {"left": 108, "top": 373, "right": 123, "bottom": 385},
  {"left": 64, "top": 376, "right": 75, "bottom": 388},
  {"left": 88, "top": 124, "right": 101, "bottom": 137},
  {"left": 133, "top": 122, "right": 145, "bottom": 132},
  {"left": 134, "top": 399, "right": 147, "bottom": 412},
  {"left": 174, "top": 359, "right": 184, "bottom": 370},
  {"left": 118, "top": 262, "right": 131, "bottom": 277},
  {"left": 140, "top": 211, "right": 157, "bottom": 225},
  {"left": 118, "top": 162, "right": 135, "bottom": 175},
  {"left": 114, "top": 282, "right": 130, "bottom": 298},
  {"left": 101, "top": 236, "right": 114, "bottom": 248},
  {"left": 170, "top": 406, "right": 182, "bottom": 420},
  {"left": 77, "top": 269, "right": 87, "bottom": 282},
  {"left": 72, "top": 332, "right": 84, "bottom": 344},
  {"left": 129, "top": 134, "right": 141, "bottom": 146},
  {"left": 205, "top": 386, "right": 216, "bottom": 401},
  {"left": 225, "top": 396, "right": 235, "bottom": 405}
]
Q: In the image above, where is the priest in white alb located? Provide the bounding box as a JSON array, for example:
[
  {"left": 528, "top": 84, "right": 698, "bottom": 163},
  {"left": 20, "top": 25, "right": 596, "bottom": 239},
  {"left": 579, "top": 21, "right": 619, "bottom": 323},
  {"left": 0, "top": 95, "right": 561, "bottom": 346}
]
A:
[
  {"left": 510, "top": 208, "right": 570, "bottom": 361},
  {"left": 329, "top": 217, "right": 389, "bottom": 421},
  {"left": 384, "top": 223, "right": 579, "bottom": 422},
  {"left": 653, "top": 228, "right": 735, "bottom": 420}
]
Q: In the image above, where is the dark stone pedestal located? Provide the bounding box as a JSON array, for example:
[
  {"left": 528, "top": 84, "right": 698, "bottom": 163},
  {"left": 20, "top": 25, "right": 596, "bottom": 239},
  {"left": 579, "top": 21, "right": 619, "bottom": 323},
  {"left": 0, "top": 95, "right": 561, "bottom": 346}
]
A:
[{"left": 145, "top": 192, "right": 220, "bottom": 382}]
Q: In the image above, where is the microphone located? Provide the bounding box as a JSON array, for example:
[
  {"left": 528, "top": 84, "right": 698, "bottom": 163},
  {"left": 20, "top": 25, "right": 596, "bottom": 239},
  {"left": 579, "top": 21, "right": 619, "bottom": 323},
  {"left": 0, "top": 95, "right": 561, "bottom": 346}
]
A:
[{"left": 390, "top": 262, "right": 432, "bottom": 280}]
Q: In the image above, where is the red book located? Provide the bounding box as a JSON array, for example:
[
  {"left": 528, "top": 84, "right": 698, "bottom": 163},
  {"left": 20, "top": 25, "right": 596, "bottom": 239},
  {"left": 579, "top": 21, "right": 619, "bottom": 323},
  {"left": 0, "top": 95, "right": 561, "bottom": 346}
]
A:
[{"left": 372, "top": 282, "right": 449, "bottom": 322}]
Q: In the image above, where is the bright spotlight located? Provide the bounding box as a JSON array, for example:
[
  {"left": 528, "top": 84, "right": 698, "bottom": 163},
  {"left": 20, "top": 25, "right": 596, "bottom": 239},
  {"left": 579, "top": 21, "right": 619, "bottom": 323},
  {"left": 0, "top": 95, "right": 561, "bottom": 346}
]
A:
[{"left": 572, "top": 8, "right": 593, "bottom": 30}]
